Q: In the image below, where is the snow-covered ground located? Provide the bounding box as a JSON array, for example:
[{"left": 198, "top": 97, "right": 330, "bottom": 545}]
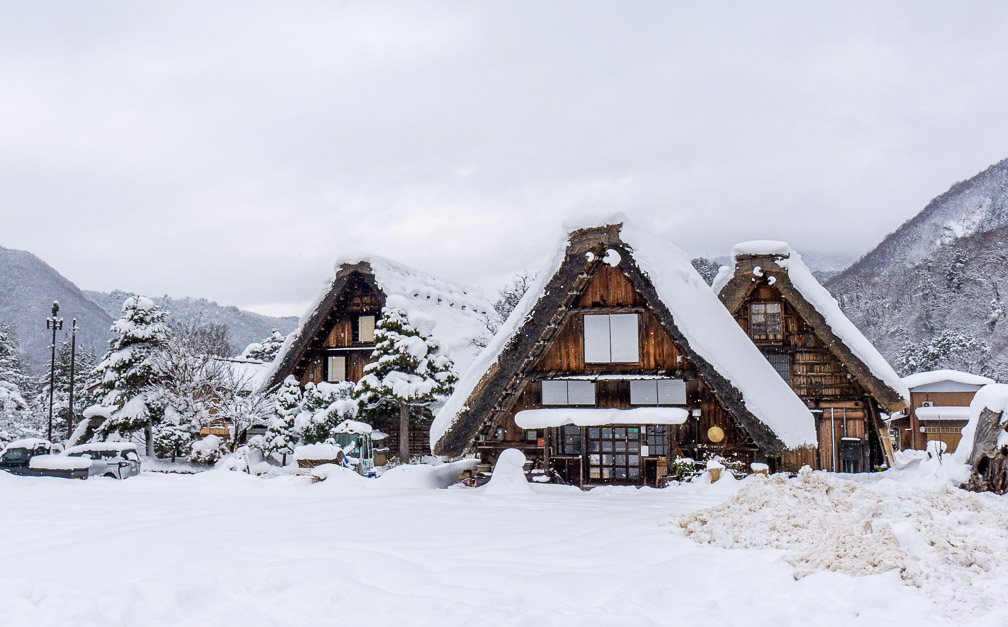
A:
[{"left": 1, "top": 468, "right": 1005, "bottom": 626}]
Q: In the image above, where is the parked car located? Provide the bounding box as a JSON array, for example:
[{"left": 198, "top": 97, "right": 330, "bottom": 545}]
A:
[
  {"left": 1, "top": 439, "right": 88, "bottom": 479},
  {"left": 64, "top": 443, "right": 142, "bottom": 479}
]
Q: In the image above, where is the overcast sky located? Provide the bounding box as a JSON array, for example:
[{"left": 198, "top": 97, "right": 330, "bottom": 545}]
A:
[{"left": 3, "top": 2, "right": 1008, "bottom": 317}]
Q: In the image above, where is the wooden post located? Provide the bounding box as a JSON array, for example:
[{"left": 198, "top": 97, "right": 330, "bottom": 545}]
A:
[{"left": 399, "top": 401, "right": 410, "bottom": 462}]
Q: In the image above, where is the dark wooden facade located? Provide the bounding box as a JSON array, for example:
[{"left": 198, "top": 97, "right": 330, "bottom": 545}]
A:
[
  {"left": 435, "top": 226, "right": 815, "bottom": 487},
  {"left": 266, "top": 263, "right": 432, "bottom": 458},
  {"left": 718, "top": 253, "right": 905, "bottom": 472}
]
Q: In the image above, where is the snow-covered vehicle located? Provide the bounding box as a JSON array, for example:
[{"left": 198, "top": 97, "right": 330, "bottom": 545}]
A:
[
  {"left": 63, "top": 443, "right": 142, "bottom": 479},
  {"left": 294, "top": 420, "right": 388, "bottom": 477},
  {"left": 1, "top": 439, "right": 88, "bottom": 479}
]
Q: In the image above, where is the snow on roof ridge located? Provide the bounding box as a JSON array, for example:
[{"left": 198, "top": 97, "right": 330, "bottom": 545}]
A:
[
  {"left": 432, "top": 219, "right": 818, "bottom": 451},
  {"left": 902, "top": 369, "right": 996, "bottom": 389},
  {"left": 731, "top": 240, "right": 792, "bottom": 258},
  {"left": 768, "top": 249, "right": 910, "bottom": 404},
  {"left": 718, "top": 239, "right": 909, "bottom": 405}
]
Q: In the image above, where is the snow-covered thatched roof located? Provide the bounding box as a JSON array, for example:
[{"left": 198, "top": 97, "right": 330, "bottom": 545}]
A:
[
  {"left": 265, "top": 256, "right": 496, "bottom": 391},
  {"left": 716, "top": 240, "right": 909, "bottom": 411},
  {"left": 432, "top": 218, "right": 817, "bottom": 456}
]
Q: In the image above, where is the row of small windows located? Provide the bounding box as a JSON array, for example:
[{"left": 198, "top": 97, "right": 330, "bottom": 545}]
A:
[
  {"left": 555, "top": 425, "right": 668, "bottom": 457},
  {"left": 541, "top": 379, "right": 687, "bottom": 406},
  {"left": 749, "top": 303, "right": 782, "bottom": 342}
]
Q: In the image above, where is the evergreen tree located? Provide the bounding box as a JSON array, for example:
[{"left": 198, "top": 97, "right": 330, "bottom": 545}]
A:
[
  {"left": 0, "top": 322, "right": 33, "bottom": 396},
  {"left": 241, "top": 329, "right": 286, "bottom": 362},
  {"left": 297, "top": 381, "right": 358, "bottom": 444},
  {"left": 355, "top": 298, "right": 457, "bottom": 462},
  {"left": 264, "top": 376, "right": 302, "bottom": 464},
  {"left": 897, "top": 328, "right": 992, "bottom": 376},
  {"left": 154, "top": 402, "right": 205, "bottom": 462},
  {"left": 691, "top": 257, "right": 721, "bottom": 286},
  {"left": 89, "top": 295, "right": 170, "bottom": 454},
  {"left": 0, "top": 322, "right": 37, "bottom": 442}
]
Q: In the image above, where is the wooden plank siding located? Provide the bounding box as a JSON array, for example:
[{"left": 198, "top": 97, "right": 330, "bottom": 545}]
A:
[
  {"left": 731, "top": 280, "right": 883, "bottom": 471},
  {"left": 478, "top": 265, "right": 766, "bottom": 486}
]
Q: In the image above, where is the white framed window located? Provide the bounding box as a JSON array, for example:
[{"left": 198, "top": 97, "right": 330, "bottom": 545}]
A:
[
  {"left": 541, "top": 380, "right": 596, "bottom": 406},
  {"left": 584, "top": 313, "right": 639, "bottom": 363},
  {"left": 630, "top": 379, "right": 687, "bottom": 405},
  {"left": 357, "top": 315, "right": 376, "bottom": 343},
  {"left": 327, "top": 355, "right": 346, "bottom": 382}
]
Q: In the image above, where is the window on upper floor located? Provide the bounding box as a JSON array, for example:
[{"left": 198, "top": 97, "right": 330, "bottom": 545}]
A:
[
  {"left": 763, "top": 352, "right": 790, "bottom": 383},
  {"left": 584, "top": 313, "right": 639, "bottom": 363},
  {"left": 541, "top": 380, "right": 596, "bottom": 405},
  {"left": 629, "top": 379, "right": 687, "bottom": 405},
  {"left": 327, "top": 355, "right": 346, "bottom": 382},
  {"left": 750, "top": 302, "right": 783, "bottom": 342},
  {"left": 354, "top": 315, "right": 376, "bottom": 344}
]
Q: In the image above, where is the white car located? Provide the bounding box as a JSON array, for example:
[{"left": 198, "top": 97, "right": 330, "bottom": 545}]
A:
[{"left": 64, "top": 443, "right": 142, "bottom": 480}]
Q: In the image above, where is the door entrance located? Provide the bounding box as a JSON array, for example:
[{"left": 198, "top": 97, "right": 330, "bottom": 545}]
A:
[{"left": 586, "top": 426, "right": 641, "bottom": 483}]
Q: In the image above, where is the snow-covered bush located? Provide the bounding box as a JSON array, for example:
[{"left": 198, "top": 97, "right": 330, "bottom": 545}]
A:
[
  {"left": 240, "top": 329, "right": 286, "bottom": 362},
  {"left": 189, "top": 434, "right": 229, "bottom": 465},
  {"left": 298, "top": 381, "right": 359, "bottom": 444}
]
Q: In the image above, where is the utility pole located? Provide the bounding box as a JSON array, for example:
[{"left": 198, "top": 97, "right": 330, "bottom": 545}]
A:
[
  {"left": 67, "top": 318, "right": 78, "bottom": 442},
  {"left": 46, "top": 301, "right": 63, "bottom": 443}
]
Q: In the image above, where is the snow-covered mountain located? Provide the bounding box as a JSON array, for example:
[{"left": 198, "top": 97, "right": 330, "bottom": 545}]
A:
[
  {"left": 85, "top": 290, "right": 297, "bottom": 357},
  {"left": 0, "top": 245, "right": 296, "bottom": 373},
  {"left": 0, "top": 246, "right": 114, "bottom": 374},
  {"left": 828, "top": 158, "right": 1008, "bottom": 378}
]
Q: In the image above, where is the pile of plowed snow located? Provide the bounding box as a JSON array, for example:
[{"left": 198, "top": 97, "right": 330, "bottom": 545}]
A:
[{"left": 674, "top": 468, "right": 1008, "bottom": 618}]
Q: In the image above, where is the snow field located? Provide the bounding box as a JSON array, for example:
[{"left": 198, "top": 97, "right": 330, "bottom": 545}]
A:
[
  {"left": 675, "top": 468, "right": 1008, "bottom": 622},
  {"left": 0, "top": 469, "right": 979, "bottom": 626}
]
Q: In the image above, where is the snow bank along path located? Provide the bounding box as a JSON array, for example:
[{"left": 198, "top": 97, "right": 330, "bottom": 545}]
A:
[
  {"left": 675, "top": 468, "right": 1008, "bottom": 621},
  {"left": 0, "top": 470, "right": 964, "bottom": 626}
]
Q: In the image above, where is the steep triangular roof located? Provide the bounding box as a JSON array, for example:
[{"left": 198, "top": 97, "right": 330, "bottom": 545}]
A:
[
  {"left": 431, "top": 220, "right": 817, "bottom": 456},
  {"left": 265, "top": 257, "right": 496, "bottom": 390},
  {"left": 714, "top": 240, "right": 909, "bottom": 412}
]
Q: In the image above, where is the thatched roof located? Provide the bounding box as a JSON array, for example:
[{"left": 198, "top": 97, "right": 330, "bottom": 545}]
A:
[
  {"left": 265, "top": 257, "right": 495, "bottom": 391},
  {"left": 715, "top": 241, "right": 909, "bottom": 412},
  {"left": 431, "top": 220, "right": 817, "bottom": 457}
]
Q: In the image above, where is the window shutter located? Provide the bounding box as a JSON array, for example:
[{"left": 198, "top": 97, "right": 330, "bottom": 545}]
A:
[
  {"left": 657, "top": 379, "right": 687, "bottom": 404},
  {"left": 630, "top": 380, "right": 658, "bottom": 405},
  {"left": 609, "top": 313, "right": 639, "bottom": 362},
  {"left": 566, "top": 381, "right": 596, "bottom": 405},
  {"left": 541, "top": 380, "right": 569, "bottom": 405},
  {"left": 583, "top": 314, "right": 611, "bottom": 363},
  {"left": 327, "top": 355, "right": 346, "bottom": 382},
  {"left": 358, "top": 316, "right": 376, "bottom": 343}
]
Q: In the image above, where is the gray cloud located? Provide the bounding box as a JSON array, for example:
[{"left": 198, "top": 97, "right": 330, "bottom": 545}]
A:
[{"left": 2, "top": 2, "right": 1007, "bottom": 315}]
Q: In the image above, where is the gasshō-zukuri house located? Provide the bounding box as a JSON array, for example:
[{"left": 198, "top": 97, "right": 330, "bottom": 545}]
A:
[
  {"left": 430, "top": 219, "right": 817, "bottom": 487},
  {"left": 713, "top": 241, "right": 910, "bottom": 472},
  {"left": 265, "top": 257, "right": 496, "bottom": 457}
]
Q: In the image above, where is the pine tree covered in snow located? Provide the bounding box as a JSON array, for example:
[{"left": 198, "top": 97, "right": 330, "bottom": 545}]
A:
[
  {"left": 691, "top": 257, "right": 721, "bottom": 286},
  {"left": 90, "top": 296, "right": 170, "bottom": 453},
  {"left": 297, "top": 381, "right": 358, "bottom": 444},
  {"left": 0, "top": 322, "right": 37, "bottom": 442},
  {"left": 154, "top": 403, "right": 205, "bottom": 462},
  {"left": 355, "top": 298, "right": 457, "bottom": 461},
  {"left": 263, "top": 376, "right": 301, "bottom": 464},
  {"left": 896, "top": 328, "right": 992, "bottom": 376},
  {"left": 240, "top": 329, "right": 286, "bottom": 362}
]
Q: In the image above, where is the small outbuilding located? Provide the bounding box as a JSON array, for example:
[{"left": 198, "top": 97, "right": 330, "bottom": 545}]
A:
[{"left": 892, "top": 369, "right": 995, "bottom": 452}]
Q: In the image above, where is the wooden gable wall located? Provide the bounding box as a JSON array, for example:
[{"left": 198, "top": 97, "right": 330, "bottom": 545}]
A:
[
  {"left": 490, "top": 265, "right": 759, "bottom": 465},
  {"left": 296, "top": 273, "right": 383, "bottom": 386}
]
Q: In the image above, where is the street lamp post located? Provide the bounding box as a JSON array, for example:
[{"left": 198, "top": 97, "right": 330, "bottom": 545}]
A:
[
  {"left": 46, "top": 301, "right": 63, "bottom": 443},
  {"left": 67, "top": 318, "right": 78, "bottom": 442}
]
